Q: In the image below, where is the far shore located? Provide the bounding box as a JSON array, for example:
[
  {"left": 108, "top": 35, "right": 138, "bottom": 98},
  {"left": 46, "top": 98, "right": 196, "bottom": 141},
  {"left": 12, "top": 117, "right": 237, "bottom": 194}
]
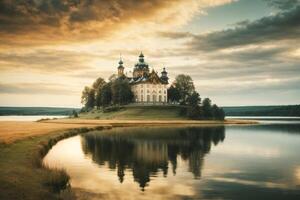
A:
[{"left": 0, "top": 118, "right": 257, "bottom": 144}]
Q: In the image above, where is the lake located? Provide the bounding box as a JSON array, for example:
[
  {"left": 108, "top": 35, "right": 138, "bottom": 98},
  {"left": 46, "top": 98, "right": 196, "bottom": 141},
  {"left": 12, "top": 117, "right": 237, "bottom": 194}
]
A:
[{"left": 43, "top": 120, "right": 300, "bottom": 200}]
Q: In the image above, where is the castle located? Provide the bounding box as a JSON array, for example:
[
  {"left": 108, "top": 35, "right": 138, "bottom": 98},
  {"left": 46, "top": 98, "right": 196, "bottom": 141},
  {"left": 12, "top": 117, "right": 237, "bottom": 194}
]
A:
[{"left": 117, "top": 53, "right": 169, "bottom": 103}]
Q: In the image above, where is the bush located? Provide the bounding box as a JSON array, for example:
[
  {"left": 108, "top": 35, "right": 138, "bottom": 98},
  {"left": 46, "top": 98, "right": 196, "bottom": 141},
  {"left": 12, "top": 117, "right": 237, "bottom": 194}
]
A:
[{"left": 187, "top": 105, "right": 202, "bottom": 120}]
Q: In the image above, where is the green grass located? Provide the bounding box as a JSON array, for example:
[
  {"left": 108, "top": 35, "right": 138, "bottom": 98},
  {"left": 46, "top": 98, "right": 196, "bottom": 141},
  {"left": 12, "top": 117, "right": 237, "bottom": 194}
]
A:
[
  {"left": 0, "top": 126, "right": 108, "bottom": 200},
  {"left": 79, "top": 105, "right": 188, "bottom": 120}
]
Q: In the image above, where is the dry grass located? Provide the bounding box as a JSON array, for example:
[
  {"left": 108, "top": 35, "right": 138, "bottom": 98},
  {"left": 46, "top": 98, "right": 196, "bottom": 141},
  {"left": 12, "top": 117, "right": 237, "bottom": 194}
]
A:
[
  {"left": 0, "top": 121, "right": 100, "bottom": 143},
  {"left": 0, "top": 119, "right": 257, "bottom": 144}
]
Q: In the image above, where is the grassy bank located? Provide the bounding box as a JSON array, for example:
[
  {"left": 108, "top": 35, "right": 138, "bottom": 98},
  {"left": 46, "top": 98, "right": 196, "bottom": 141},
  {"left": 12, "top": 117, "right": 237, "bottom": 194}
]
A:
[
  {"left": 79, "top": 105, "right": 187, "bottom": 120},
  {"left": 0, "top": 126, "right": 109, "bottom": 200}
]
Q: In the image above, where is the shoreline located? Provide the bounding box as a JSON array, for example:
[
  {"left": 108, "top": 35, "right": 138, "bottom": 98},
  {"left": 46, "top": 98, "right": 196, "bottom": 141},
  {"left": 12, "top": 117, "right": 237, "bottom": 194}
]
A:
[{"left": 0, "top": 119, "right": 257, "bottom": 144}]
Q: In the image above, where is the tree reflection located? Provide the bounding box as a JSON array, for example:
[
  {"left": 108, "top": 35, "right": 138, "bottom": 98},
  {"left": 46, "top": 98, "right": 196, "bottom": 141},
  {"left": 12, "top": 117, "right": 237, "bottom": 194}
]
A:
[{"left": 81, "top": 126, "right": 225, "bottom": 190}]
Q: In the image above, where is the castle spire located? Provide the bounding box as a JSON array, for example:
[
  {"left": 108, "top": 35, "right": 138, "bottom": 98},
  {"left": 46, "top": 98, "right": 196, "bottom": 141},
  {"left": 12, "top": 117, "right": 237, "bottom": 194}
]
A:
[
  {"left": 117, "top": 54, "right": 124, "bottom": 77},
  {"left": 139, "top": 52, "right": 144, "bottom": 63}
]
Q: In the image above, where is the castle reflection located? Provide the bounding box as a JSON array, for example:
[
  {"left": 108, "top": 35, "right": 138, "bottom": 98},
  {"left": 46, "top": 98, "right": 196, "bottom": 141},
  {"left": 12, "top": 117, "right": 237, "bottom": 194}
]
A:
[{"left": 81, "top": 126, "right": 225, "bottom": 190}]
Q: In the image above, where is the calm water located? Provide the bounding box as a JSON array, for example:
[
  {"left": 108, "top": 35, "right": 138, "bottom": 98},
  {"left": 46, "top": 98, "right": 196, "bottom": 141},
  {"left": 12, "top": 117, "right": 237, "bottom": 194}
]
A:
[{"left": 43, "top": 121, "right": 300, "bottom": 200}]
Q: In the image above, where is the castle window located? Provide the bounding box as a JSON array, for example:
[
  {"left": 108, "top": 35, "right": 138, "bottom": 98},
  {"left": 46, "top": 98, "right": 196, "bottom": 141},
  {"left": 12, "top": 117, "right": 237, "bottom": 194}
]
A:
[
  {"left": 147, "top": 95, "right": 150, "bottom": 102},
  {"left": 141, "top": 95, "right": 144, "bottom": 102},
  {"left": 141, "top": 90, "right": 143, "bottom": 93},
  {"left": 159, "top": 90, "right": 161, "bottom": 94},
  {"left": 147, "top": 90, "right": 149, "bottom": 93},
  {"left": 164, "top": 90, "right": 166, "bottom": 94},
  {"left": 159, "top": 95, "right": 162, "bottom": 102}
]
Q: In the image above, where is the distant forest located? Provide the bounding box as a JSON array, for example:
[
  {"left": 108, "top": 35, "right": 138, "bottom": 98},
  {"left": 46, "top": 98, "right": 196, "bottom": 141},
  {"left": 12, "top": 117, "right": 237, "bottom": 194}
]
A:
[
  {"left": 1, "top": 105, "right": 299, "bottom": 116},
  {"left": 0, "top": 107, "right": 80, "bottom": 116},
  {"left": 223, "top": 105, "right": 300, "bottom": 116}
]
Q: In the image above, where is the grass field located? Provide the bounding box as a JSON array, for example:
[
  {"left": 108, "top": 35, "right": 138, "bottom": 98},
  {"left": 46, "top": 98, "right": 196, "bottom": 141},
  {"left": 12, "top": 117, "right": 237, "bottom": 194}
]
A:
[
  {"left": 0, "top": 121, "right": 99, "bottom": 143},
  {"left": 79, "top": 105, "right": 187, "bottom": 120}
]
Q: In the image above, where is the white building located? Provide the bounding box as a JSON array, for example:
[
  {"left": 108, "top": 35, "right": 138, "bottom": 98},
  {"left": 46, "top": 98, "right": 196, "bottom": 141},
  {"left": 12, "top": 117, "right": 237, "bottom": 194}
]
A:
[{"left": 117, "top": 53, "right": 169, "bottom": 104}]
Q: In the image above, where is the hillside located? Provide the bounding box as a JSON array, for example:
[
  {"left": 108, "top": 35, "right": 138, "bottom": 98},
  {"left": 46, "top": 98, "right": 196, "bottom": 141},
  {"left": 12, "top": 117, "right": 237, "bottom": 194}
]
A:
[
  {"left": 223, "top": 105, "right": 300, "bottom": 116},
  {"left": 0, "top": 107, "right": 79, "bottom": 116},
  {"left": 79, "top": 105, "right": 187, "bottom": 120}
]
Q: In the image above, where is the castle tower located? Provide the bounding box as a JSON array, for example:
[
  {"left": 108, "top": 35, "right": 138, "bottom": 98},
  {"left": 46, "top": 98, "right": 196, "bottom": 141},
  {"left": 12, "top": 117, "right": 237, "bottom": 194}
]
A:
[
  {"left": 133, "top": 52, "right": 149, "bottom": 78},
  {"left": 118, "top": 58, "right": 124, "bottom": 77},
  {"left": 160, "top": 67, "right": 169, "bottom": 83}
]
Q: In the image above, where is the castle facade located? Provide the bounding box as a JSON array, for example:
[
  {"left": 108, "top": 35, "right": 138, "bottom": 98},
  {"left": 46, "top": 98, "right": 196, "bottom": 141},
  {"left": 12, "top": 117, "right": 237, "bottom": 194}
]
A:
[{"left": 117, "top": 53, "right": 169, "bottom": 103}]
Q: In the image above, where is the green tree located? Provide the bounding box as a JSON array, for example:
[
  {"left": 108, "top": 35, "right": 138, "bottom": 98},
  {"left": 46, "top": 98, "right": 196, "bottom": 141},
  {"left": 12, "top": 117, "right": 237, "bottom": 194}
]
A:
[
  {"left": 187, "top": 91, "right": 201, "bottom": 106},
  {"left": 186, "top": 92, "right": 202, "bottom": 119},
  {"left": 93, "top": 77, "right": 106, "bottom": 108},
  {"left": 212, "top": 104, "right": 225, "bottom": 120},
  {"left": 81, "top": 86, "right": 95, "bottom": 110},
  {"left": 92, "top": 77, "right": 106, "bottom": 90},
  {"left": 202, "top": 98, "right": 213, "bottom": 119},
  {"left": 100, "top": 82, "right": 112, "bottom": 107},
  {"left": 111, "top": 79, "right": 133, "bottom": 105},
  {"left": 167, "top": 85, "right": 180, "bottom": 103},
  {"left": 174, "top": 74, "right": 195, "bottom": 104}
]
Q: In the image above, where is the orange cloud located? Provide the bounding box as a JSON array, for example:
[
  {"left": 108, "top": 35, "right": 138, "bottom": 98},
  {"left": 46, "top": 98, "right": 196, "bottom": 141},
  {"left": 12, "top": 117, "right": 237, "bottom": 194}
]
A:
[{"left": 0, "top": 0, "right": 234, "bottom": 48}]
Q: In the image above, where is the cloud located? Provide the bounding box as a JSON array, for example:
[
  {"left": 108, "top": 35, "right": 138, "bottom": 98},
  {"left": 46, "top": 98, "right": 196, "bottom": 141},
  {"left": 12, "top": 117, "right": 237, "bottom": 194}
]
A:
[
  {"left": 0, "top": 49, "right": 98, "bottom": 73},
  {"left": 264, "top": 0, "right": 300, "bottom": 10},
  {"left": 187, "top": 6, "right": 300, "bottom": 51},
  {"left": 0, "top": 82, "right": 77, "bottom": 95},
  {"left": 0, "top": 0, "right": 233, "bottom": 47},
  {"left": 157, "top": 31, "right": 195, "bottom": 39}
]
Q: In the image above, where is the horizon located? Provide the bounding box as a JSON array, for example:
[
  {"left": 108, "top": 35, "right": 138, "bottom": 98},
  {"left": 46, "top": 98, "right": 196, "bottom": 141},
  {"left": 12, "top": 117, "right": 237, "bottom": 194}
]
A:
[{"left": 0, "top": 0, "right": 300, "bottom": 107}]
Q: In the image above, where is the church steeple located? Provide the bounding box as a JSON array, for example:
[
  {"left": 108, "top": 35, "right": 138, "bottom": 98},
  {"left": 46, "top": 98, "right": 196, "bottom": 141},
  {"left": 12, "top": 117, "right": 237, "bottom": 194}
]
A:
[
  {"left": 117, "top": 56, "right": 124, "bottom": 77},
  {"left": 139, "top": 52, "right": 144, "bottom": 63},
  {"left": 161, "top": 67, "right": 169, "bottom": 83}
]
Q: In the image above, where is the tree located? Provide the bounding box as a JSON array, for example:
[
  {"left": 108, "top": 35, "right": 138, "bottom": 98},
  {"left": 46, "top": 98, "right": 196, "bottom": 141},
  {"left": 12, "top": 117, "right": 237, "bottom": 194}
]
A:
[
  {"left": 109, "top": 74, "right": 117, "bottom": 82},
  {"left": 72, "top": 110, "right": 78, "bottom": 118},
  {"left": 93, "top": 77, "right": 106, "bottom": 108},
  {"left": 202, "top": 98, "right": 213, "bottom": 119},
  {"left": 167, "top": 85, "right": 180, "bottom": 103},
  {"left": 187, "top": 91, "right": 201, "bottom": 106},
  {"left": 186, "top": 105, "right": 202, "bottom": 119},
  {"left": 92, "top": 77, "right": 106, "bottom": 90},
  {"left": 212, "top": 104, "right": 225, "bottom": 120},
  {"left": 81, "top": 86, "right": 95, "bottom": 110},
  {"left": 100, "top": 82, "right": 112, "bottom": 107},
  {"left": 186, "top": 92, "right": 202, "bottom": 119},
  {"left": 174, "top": 74, "right": 195, "bottom": 104},
  {"left": 111, "top": 79, "right": 133, "bottom": 105}
]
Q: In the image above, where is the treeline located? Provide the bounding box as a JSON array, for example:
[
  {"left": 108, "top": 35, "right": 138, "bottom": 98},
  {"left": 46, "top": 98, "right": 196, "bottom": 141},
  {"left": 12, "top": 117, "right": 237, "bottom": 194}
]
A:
[
  {"left": 224, "top": 105, "right": 300, "bottom": 116},
  {"left": 0, "top": 107, "right": 79, "bottom": 116},
  {"left": 168, "top": 74, "right": 225, "bottom": 120},
  {"left": 81, "top": 76, "right": 133, "bottom": 111}
]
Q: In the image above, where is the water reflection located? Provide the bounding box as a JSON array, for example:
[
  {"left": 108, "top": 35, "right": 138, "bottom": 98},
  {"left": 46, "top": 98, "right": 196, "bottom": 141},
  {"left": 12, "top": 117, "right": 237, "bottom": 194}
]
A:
[
  {"left": 43, "top": 123, "right": 300, "bottom": 200},
  {"left": 81, "top": 126, "right": 225, "bottom": 190}
]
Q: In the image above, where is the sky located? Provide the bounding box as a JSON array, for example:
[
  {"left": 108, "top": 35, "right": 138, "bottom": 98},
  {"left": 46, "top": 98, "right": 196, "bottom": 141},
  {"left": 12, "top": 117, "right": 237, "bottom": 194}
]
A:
[{"left": 0, "top": 0, "right": 299, "bottom": 107}]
